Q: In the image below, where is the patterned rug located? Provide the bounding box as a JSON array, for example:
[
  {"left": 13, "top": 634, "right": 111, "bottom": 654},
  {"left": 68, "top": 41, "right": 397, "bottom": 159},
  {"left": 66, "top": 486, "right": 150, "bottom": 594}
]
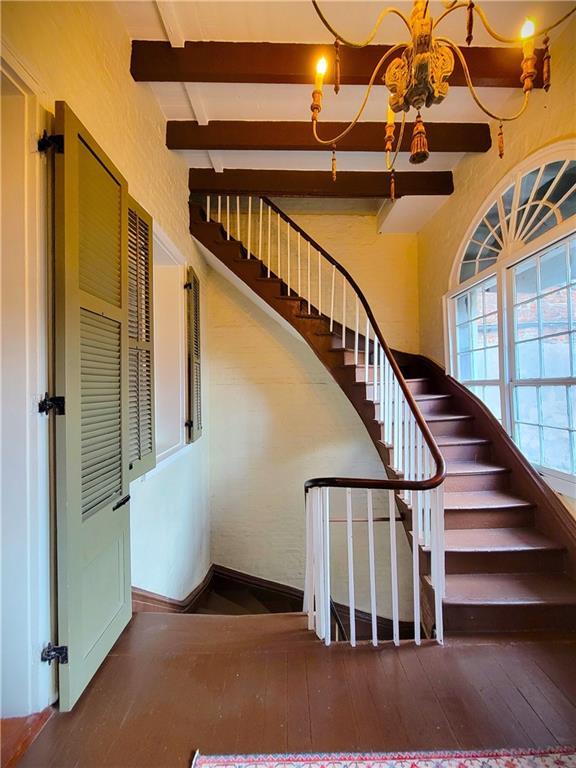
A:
[{"left": 192, "top": 748, "right": 576, "bottom": 768}]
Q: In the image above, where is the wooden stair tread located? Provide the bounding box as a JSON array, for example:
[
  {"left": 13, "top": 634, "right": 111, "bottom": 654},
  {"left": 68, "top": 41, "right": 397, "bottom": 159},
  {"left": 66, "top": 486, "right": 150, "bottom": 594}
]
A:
[
  {"left": 444, "top": 491, "right": 534, "bottom": 510},
  {"left": 437, "top": 573, "right": 576, "bottom": 605},
  {"left": 441, "top": 527, "right": 563, "bottom": 553},
  {"left": 446, "top": 461, "right": 509, "bottom": 476},
  {"left": 414, "top": 393, "right": 452, "bottom": 401},
  {"left": 425, "top": 413, "right": 474, "bottom": 422},
  {"left": 436, "top": 436, "right": 491, "bottom": 446}
]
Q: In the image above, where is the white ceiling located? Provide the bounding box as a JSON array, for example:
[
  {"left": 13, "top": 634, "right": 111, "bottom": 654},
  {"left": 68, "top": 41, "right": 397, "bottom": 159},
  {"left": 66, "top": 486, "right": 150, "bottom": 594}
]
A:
[{"left": 115, "top": 0, "right": 573, "bottom": 228}]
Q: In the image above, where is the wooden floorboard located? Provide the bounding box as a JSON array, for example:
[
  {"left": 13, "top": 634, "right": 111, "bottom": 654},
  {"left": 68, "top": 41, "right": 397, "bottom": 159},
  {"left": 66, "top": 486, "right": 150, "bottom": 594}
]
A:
[{"left": 17, "top": 613, "right": 576, "bottom": 768}]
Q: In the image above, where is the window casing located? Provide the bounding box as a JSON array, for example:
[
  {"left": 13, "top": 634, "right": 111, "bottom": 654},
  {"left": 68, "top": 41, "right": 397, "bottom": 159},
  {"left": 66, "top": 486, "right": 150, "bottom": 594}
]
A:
[{"left": 446, "top": 142, "right": 576, "bottom": 496}]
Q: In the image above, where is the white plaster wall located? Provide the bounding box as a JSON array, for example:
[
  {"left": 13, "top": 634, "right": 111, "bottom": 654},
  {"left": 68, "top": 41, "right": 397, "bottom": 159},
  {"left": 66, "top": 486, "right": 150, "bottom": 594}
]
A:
[
  {"left": 418, "top": 17, "right": 576, "bottom": 366},
  {"left": 207, "top": 272, "right": 414, "bottom": 619}
]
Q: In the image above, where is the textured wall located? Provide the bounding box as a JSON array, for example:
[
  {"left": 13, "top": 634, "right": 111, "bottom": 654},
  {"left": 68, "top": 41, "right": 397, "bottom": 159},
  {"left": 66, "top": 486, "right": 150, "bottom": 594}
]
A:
[
  {"left": 207, "top": 271, "right": 414, "bottom": 618},
  {"left": 2, "top": 0, "right": 211, "bottom": 602},
  {"left": 418, "top": 17, "right": 576, "bottom": 365}
]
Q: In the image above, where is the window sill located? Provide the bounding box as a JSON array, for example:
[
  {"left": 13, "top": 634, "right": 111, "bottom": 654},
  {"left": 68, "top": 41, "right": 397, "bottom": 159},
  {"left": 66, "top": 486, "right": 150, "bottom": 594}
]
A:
[{"left": 536, "top": 466, "right": 576, "bottom": 500}]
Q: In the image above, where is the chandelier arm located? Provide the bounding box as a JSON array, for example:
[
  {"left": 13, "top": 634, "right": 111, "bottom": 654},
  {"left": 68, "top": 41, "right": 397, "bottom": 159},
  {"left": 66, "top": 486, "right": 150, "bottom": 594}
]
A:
[
  {"left": 386, "top": 111, "right": 407, "bottom": 172},
  {"left": 438, "top": 37, "right": 530, "bottom": 121},
  {"left": 433, "top": 3, "right": 469, "bottom": 30},
  {"left": 470, "top": 4, "right": 576, "bottom": 44},
  {"left": 312, "top": 43, "right": 407, "bottom": 146},
  {"left": 311, "top": 0, "right": 411, "bottom": 46}
]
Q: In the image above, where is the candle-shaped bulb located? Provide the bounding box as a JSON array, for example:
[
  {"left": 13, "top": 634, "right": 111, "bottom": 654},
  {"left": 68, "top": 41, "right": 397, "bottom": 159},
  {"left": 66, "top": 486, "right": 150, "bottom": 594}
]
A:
[
  {"left": 315, "top": 57, "right": 327, "bottom": 91},
  {"left": 387, "top": 103, "right": 395, "bottom": 126},
  {"left": 521, "top": 18, "right": 535, "bottom": 57}
]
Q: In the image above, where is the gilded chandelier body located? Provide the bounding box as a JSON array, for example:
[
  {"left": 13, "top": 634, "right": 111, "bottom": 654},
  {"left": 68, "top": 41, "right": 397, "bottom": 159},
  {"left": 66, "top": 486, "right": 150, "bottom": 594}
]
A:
[{"left": 310, "top": 0, "right": 576, "bottom": 189}]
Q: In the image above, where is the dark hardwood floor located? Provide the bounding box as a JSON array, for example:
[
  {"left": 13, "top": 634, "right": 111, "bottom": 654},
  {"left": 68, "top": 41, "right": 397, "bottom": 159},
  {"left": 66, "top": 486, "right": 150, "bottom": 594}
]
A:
[{"left": 18, "top": 613, "right": 576, "bottom": 768}]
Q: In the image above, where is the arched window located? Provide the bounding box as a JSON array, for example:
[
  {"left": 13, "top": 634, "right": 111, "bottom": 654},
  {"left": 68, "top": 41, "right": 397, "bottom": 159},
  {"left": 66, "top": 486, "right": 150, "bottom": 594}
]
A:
[{"left": 446, "top": 141, "right": 576, "bottom": 496}]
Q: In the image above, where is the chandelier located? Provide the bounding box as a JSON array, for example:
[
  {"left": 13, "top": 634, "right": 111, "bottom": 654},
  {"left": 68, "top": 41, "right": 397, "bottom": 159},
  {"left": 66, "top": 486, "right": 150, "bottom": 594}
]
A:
[{"left": 309, "top": 0, "right": 576, "bottom": 197}]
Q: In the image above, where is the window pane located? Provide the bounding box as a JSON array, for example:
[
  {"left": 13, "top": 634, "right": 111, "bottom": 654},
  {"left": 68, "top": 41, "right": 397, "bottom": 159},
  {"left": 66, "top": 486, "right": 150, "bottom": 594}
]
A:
[
  {"left": 570, "top": 386, "right": 576, "bottom": 429},
  {"left": 517, "top": 338, "right": 540, "bottom": 379},
  {"left": 514, "top": 300, "right": 538, "bottom": 341},
  {"left": 570, "top": 237, "right": 576, "bottom": 283},
  {"left": 517, "top": 422, "right": 541, "bottom": 464},
  {"left": 484, "top": 313, "right": 499, "bottom": 347},
  {"left": 483, "top": 385, "right": 502, "bottom": 421},
  {"left": 457, "top": 323, "right": 471, "bottom": 352},
  {"left": 542, "top": 427, "right": 571, "bottom": 473},
  {"left": 472, "top": 349, "right": 486, "bottom": 380},
  {"left": 540, "top": 386, "right": 569, "bottom": 428},
  {"left": 542, "top": 334, "right": 571, "bottom": 378},
  {"left": 470, "top": 316, "right": 484, "bottom": 349},
  {"left": 514, "top": 259, "right": 538, "bottom": 303},
  {"left": 456, "top": 293, "right": 470, "bottom": 324},
  {"left": 485, "top": 345, "right": 499, "bottom": 378},
  {"left": 515, "top": 386, "right": 538, "bottom": 424},
  {"left": 460, "top": 262, "right": 476, "bottom": 283},
  {"left": 540, "top": 244, "right": 567, "bottom": 292},
  {"left": 540, "top": 288, "right": 569, "bottom": 337},
  {"left": 458, "top": 352, "right": 472, "bottom": 380}
]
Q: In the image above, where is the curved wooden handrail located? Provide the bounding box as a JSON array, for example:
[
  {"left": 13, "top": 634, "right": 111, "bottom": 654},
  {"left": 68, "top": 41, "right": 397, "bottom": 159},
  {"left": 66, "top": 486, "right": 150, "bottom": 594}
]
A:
[{"left": 261, "top": 196, "right": 446, "bottom": 494}]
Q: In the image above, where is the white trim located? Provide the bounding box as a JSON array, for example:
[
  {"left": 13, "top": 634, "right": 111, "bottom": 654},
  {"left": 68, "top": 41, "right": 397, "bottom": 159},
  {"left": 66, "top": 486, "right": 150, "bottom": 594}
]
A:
[
  {"left": 444, "top": 140, "right": 576, "bottom": 493},
  {"left": 1, "top": 60, "right": 56, "bottom": 715}
]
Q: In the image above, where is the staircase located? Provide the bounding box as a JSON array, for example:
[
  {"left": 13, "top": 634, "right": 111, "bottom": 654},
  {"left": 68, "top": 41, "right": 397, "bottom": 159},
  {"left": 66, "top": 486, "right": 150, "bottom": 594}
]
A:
[{"left": 189, "top": 193, "right": 576, "bottom": 637}]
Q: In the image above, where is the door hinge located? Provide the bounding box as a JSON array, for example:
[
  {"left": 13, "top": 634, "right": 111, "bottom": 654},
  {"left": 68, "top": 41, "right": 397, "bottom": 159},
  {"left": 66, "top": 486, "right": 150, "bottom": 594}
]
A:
[
  {"left": 37, "top": 131, "right": 64, "bottom": 154},
  {"left": 38, "top": 394, "right": 65, "bottom": 415},
  {"left": 41, "top": 643, "right": 69, "bottom": 665},
  {"left": 184, "top": 281, "right": 193, "bottom": 290}
]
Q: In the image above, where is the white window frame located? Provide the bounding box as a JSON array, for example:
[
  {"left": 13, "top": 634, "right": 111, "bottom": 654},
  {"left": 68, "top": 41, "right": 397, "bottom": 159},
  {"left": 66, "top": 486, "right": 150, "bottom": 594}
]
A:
[{"left": 445, "top": 139, "right": 576, "bottom": 498}]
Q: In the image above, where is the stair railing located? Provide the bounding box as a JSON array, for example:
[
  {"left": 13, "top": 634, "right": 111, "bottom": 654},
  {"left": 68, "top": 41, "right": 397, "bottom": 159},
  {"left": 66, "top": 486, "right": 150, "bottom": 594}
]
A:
[{"left": 201, "top": 193, "right": 447, "bottom": 646}]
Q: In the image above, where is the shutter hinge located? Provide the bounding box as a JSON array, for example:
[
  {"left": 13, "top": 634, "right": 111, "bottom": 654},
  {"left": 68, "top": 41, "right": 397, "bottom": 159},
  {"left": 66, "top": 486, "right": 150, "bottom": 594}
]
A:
[
  {"left": 38, "top": 394, "right": 65, "bottom": 415},
  {"left": 184, "top": 281, "right": 193, "bottom": 290},
  {"left": 37, "top": 131, "right": 64, "bottom": 154},
  {"left": 41, "top": 643, "right": 69, "bottom": 665},
  {"left": 184, "top": 420, "right": 193, "bottom": 429},
  {"left": 112, "top": 494, "right": 131, "bottom": 511}
]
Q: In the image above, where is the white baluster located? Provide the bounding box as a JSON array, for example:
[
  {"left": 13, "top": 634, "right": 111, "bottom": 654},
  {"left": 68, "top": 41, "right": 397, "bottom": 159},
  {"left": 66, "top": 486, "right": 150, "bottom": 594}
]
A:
[
  {"left": 373, "top": 338, "right": 379, "bottom": 404},
  {"left": 341, "top": 277, "right": 346, "bottom": 348},
  {"left": 267, "top": 205, "right": 271, "bottom": 277},
  {"left": 277, "top": 212, "right": 281, "bottom": 278},
  {"left": 206, "top": 194, "right": 210, "bottom": 222},
  {"left": 318, "top": 250, "right": 322, "bottom": 317},
  {"left": 307, "top": 242, "right": 311, "bottom": 315},
  {"left": 364, "top": 319, "right": 369, "bottom": 387},
  {"left": 411, "top": 414, "right": 421, "bottom": 646},
  {"left": 323, "top": 486, "right": 331, "bottom": 647},
  {"left": 236, "top": 195, "right": 240, "bottom": 241},
  {"left": 367, "top": 489, "right": 378, "bottom": 647},
  {"left": 329, "top": 264, "right": 335, "bottom": 332},
  {"left": 379, "top": 346, "right": 385, "bottom": 424},
  {"left": 217, "top": 195, "right": 222, "bottom": 223},
  {"left": 297, "top": 234, "right": 302, "bottom": 298},
  {"left": 432, "top": 484, "right": 445, "bottom": 644},
  {"left": 226, "top": 196, "right": 230, "bottom": 239},
  {"left": 424, "top": 446, "right": 432, "bottom": 547},
  {"left": 287, "top": 220, "right": 291, "bottom": 296},
  {"left": 315, "top": 487, "right": 325, "bottom": 640},
  {"left": 258, "top": 198, "right": 263, "bottom": 262},
  {"left": 346, "top": 487, "right": 356, "bottom": 647},
  {"left": 305, "top": 490, "right": 314, "bottom": 630},
  {"left": 388, "top": 489, "right": 400, "bottom": 646},
  {"left": 247, "top": 195, "right": 252, "bottom": 259},
  {"left": 354, "top": 297, "right": 359, "bottom": 366}
]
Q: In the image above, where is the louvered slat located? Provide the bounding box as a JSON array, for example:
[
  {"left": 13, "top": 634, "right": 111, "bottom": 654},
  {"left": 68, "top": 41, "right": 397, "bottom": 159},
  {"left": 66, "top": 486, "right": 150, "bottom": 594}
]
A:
[{"left": 80, "top": 309, "right": 122, "bottom": 516}]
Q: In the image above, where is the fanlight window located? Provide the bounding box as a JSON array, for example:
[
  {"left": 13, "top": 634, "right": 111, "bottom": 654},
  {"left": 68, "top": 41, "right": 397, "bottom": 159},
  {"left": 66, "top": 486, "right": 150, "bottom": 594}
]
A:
[{"left": 459, "top": 159, "right": 576, "bottom": 284}]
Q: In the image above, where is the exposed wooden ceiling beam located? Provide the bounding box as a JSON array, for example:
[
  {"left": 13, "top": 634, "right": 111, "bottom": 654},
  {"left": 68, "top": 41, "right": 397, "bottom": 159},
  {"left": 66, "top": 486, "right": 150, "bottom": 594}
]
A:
[
  {"left": 132, "top": 41, "right": 543, "bottom": 89},
  {"left": 188, "top": 169, "right": 454, "bottom": 198},
  {"left": 169, "top": 120, "right": 491, "bottom": 153}
]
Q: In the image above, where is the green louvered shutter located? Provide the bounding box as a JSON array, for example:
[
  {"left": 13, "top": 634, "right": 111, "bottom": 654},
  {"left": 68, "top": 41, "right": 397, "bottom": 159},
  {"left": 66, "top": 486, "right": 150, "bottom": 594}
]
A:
[
  {"left": 53, "top": 102, "right": 131, "bottom": 711},
  {"left": 127, "top": 198, "right": 155, "bottom": 480},
  {"left": 185, "top": 266, "right": 202, "bottom": 442}
]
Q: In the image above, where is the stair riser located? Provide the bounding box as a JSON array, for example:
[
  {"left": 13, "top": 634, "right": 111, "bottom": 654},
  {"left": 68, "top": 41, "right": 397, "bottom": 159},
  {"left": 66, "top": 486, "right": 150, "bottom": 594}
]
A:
[
  {"left": 445, "top": 508, "right": 534, "bottom": 529},
  {"left": 406, "top": 380, "right": 433, "bottom": 395},
  {"left": 444, "top": 472, "right": 510, "bottom": 492},
  {"left": 438, "top": 443, "right": 492, "bottom": 461},
  {"left": 443, "top": 602, "right": 576, "bottom": 633},
  {"left": 416, "top": 399, "right": 455, "bottom": 416},
  {"left": 427, "top": 419, "right": 474, "bottom": 437},
  {"left": 420, "top": 548, "right": 565, "bottom": 575}
]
